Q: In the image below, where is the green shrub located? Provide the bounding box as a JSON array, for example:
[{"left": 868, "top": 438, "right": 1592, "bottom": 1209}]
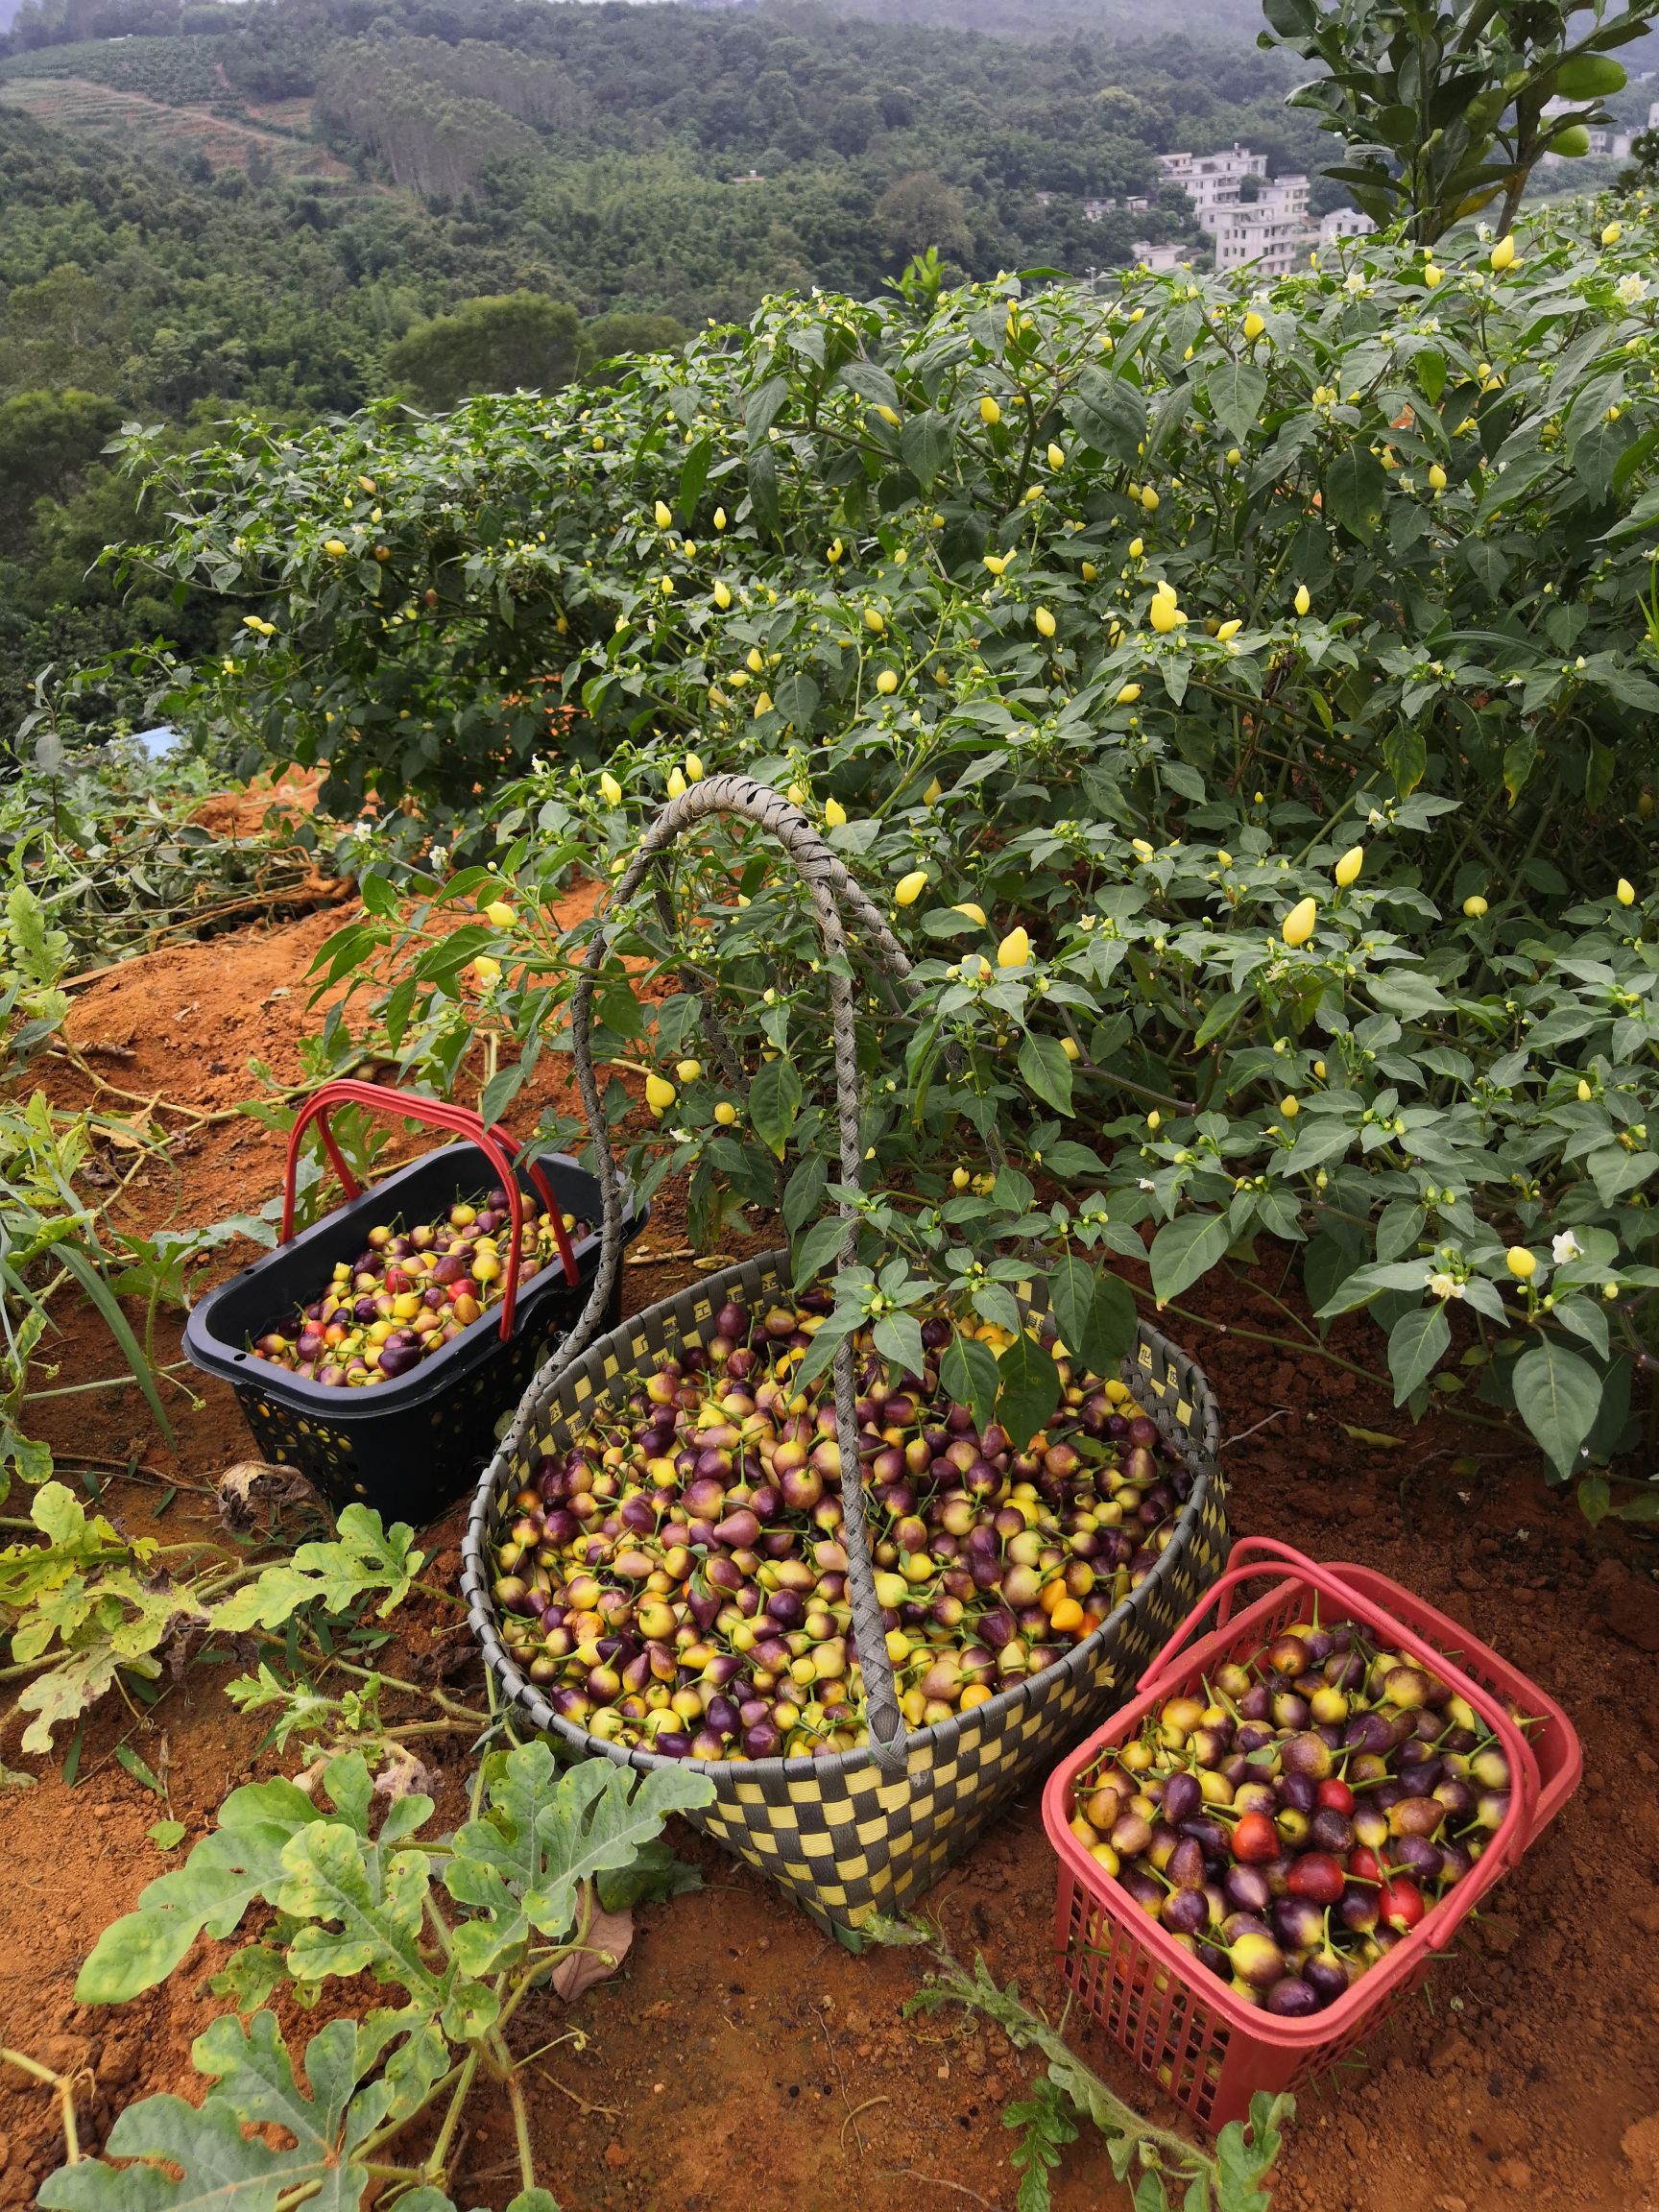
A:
[{"left": 130, "top": 204, "right": 1659, "bottom": 1510}]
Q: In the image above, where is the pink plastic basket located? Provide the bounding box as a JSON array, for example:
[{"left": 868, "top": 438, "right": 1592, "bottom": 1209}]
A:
[{"left": 1042, "top": 1537, "right": 1581, "bottom": 2132}]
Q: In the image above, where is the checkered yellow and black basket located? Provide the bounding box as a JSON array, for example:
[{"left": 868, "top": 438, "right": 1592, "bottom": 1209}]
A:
[
  {"left": 464, "top": 1250, "right": 1226, "bottom": 1934},
  {"left": 461, "top": 777, "right": 1229, "bottom": 1936}
]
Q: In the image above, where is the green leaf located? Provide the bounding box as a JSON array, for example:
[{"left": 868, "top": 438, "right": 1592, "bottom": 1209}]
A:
[
  {"left": 995, "top": 1329, "right": 1061, "bottom": 1453},
  {"left": 792, "top": 1214, "right": 845, "bottom": 1288},
  {"left": 900, "top": 411, "right": 953, "bottom": 490},
  {"left": 940, "top": 1330, "right": 999, "bottom": 1436},
  {"left": 595, "top": 1837, "right": 702, "bottom": 1913},
  {"left": 1375, "top": 1200, "right": 1425, "bottom": 1263},
  {"left": 1148, "top": 1212, "right": 1231, "bottom": 1305},
  {"left": 773, "top": 670, "right": 820, "bottom": 726},
  {"left": 76, "top": 1778, "right": 321, "bottom": 2004},
  {"left": 743, "top": 373, "right": 789, "bottom": 444},
  {"left": 747, "top": 442, "right": 781, "bottom": 535},
  {"left": 276, "top": 1817, "right": 439, "bottom": 1999},
  {"left": 37, "top": 2013, "right": 398, "bottom": 2212},
  {"left": 1513, "top": 1339, "right": 1601, "bottom": 1478},
  {"left": 1019, "top": 1032, "right": 1074, "bottom": 1116},
  {"left": 209, "top": 1508, "right": 422, "bottom": 1634},
  {"left": 55, "top": 1245, "right": 174, "bottom": 1447},
  {"left": 1047, "top": 1257, "right": 1137, "bottom": 1380},
  {"left": 1323, "top": 443, "right": 1387, "bottom": 544},
  {"left": 116, "top": 1745, "right": 167, "bottom": 1798},
  {"left": 1587, "top": 1146, "right": 1659, "bottom": 1206},
  {"left": 781, "top": 1153, "right": 828, "bottom": 1237},
  {"left": 1068, "top": 368, "right": 1146, "bottom": 464},
  {"left": 1551, "top": 1297, "right": 1609, "bottom": 1361},
  {"left": 748, "top": 1058, "right": 802, "bottom": 1160},
  {"left": 444, "top": 1743, "right": 713, "bottom": 1979},
  {"left": 147, "top": 1819, "right": 187, "bottom": 1850},
  {"left": 1386, "top": 1304, "right": 1451, "bottom": 1404},
  {"left": 1214, "top": 2090, "right": 1294, "bottom": 2212},
  {"left": 1315, "top": 1259, "right": 1431, "bottom": 1318},
  {"left": 1205, "top": 361, "right": 1267, "bottom": 446},
  {"left": 873, "top": 1310, "right": 926, "bottom": 1375},
  {"left": 679, "top": 433, "right": 712, "bottom": 517},
  {"left": 1006, "top": 2071, "right": 1079, "bottom": 2212}
]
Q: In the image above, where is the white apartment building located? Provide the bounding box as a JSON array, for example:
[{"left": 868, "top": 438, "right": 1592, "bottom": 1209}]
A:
[
  {"left": 1158, "top": 146, "right": 1320, "bottom": 275},
  {"left": 1318, "top": 206, "right": 1376, "bottom": 247},
  {"left": 1157, "top": 145, "right": 1267, "bottom": 232},
  {"left": 1212, "top": 175, "right": 1311, "bottom": 274},
  {"left": 1132, "top": 239, "right": 1186, "bottom": 270}
]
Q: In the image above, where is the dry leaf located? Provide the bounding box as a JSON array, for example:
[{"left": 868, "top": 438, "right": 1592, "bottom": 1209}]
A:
[
  {"left": 549, "top": 1886, "right": 634, "bottom": 2002},
  {"left": 374, "top": 1745, "right": 438, "bottom": 1802},
  {"left": 217, "top": 1459, "right": 308, "bottom": 1534}
]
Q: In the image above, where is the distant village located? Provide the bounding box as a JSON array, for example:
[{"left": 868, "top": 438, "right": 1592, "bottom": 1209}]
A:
[
  {"left": 1032, "top": 98, "right": 1659, "bottom": 276},
  {"left": 1034, "top": 146, "right": 1359, "bottom": 277}
]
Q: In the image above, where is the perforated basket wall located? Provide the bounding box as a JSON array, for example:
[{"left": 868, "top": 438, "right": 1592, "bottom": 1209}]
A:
[
  {"left": 185, "top": 1142, "right": 642, "bottom": 1526},
  {"left": 462, "top": 1249, "right": 1229, "bottom": 1936},
  {"left": 230, "top": 1273, "right": 622, "bottom": 1525},
  {"left": 1044, "top": 1543, "right": 1579, "bottom": 2133}
]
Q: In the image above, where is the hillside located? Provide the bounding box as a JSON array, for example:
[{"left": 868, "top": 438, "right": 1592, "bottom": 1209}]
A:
[{"left": 0, "top": 0, "right": 1317, "bottom": 739}]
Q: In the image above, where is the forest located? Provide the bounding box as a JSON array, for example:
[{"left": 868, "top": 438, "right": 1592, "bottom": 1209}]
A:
[{"left": 0, "top": 0, "right": 1338, "bottom": 733}]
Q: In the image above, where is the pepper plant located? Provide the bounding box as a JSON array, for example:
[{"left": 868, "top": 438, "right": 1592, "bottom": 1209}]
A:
[{"left": 112, "top": 204, "right": 1659, "bottom": 1511}]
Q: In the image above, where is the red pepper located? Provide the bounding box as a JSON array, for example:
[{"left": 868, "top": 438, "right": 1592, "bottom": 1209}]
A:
[
  {"left": 1316, "top": 1778, "right": 1356, "bottom": 1814},
  {"left": 1230, "top": 1810, "right": 1281, "bottom": 1863},
  {"left": 1286, "top": 1851, "right": 1347, "bottom": 1905},
  {"left": 1379, "top": 1877, "right": 1425, "bottom": 1931}
]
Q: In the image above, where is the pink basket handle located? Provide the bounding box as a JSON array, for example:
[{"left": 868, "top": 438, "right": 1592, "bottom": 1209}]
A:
[
  {"left": 1141, "top": 1536, "right": 1333, "bottom": 1682},
  {"left": 1139, "top": 1535, "right": 1540, "bottom": 1867},
  {"left": 278, "top": 1078, "right": 578, "bottom": 1344}
]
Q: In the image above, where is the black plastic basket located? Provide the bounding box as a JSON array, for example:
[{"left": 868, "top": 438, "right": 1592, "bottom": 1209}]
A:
[{"left": 182, "top": 1080, "right": 646, "bottom": 1524}]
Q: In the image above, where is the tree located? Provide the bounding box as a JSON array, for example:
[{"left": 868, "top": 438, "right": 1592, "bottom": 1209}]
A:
[
  {"left": 1261, "top": 0, "right": 1658, "bottom": 242},
  {"left": 0, "top": 390, "right": 121, "bottom": 538},
  {"left": 577, "top": 312, "right": 688, "bottom": 383},
  {"left": 383, "top": 292, "right": 582, "bottom": 406},
  {"left": 876, "top": 170, "right": 972, "bottom": 263}
]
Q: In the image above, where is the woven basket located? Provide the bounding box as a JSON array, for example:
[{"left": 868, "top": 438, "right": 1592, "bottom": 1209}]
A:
[{"left": 461, "top": 775, "right": 1230, "bottom": 1935}]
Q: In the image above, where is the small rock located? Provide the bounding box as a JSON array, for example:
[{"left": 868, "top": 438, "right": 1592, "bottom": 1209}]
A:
[
  {"left": 1609, "top": 1582, "right": 1659, "bottom": 1652},
  {"left": 1455, "top": 1568, "right": 1484, "bottom": 1592},
  {"left": 1623, "top": 2113, "right": 1659, "bottom": 2191},
  {"left": 1633, "top": 1902, "right": 1659, "bottom": 1937},
  {"left": 1428, "top": 2031, "right": 1469, "bottom": 2077},
  {"left": 603, "top": 2141, "right": 630, "bottom": 2172},
  {"left": 1432, "top": 2197, "right": 1468, "bottom": 2212},
  {"left": 1494, "top": 2159, "right": 1532, "bottom": 2191}
]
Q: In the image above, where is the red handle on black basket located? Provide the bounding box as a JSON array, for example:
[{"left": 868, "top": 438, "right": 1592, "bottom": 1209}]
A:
[
  {"left": 1138, "top": 1535, "right": 1541, "bottom": 1868},
  {"left": 278, "top": 1079, "right": 579, "bottom": 1344}
]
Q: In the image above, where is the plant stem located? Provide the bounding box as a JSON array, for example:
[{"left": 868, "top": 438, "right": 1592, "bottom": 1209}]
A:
[
  {"left": 1, "top": 2046, "right": 82, "bottom": 2163},
  {"left": 421, "top": 2045, "right": 481, "bottom": 2188},
  {"left": 505, "top": 2066, "right": 537, "bottom": 2197}
]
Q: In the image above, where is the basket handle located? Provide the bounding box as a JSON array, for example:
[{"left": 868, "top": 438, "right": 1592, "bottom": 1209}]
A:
[
  {"left": 279, "top": 1078, "right": 578, "bottom": 1344},
  {"left": 1140, "top": 1535, "right": 1540, "bottom": 1862},
  {"left": 518, "top": 773, "right": 918, "bottom": 1771}
]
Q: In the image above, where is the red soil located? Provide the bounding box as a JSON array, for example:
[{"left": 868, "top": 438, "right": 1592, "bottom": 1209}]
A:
[{"left": 2, "top": 893, "right": 1656, "bottom": 2212}]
